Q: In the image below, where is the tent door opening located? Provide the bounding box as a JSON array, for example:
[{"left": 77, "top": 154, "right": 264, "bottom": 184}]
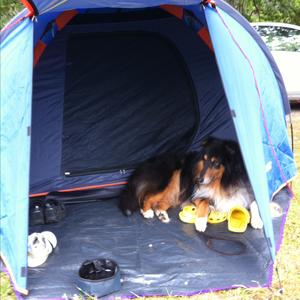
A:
[{"left": 62, "top": 32, "right": 198, "bottom": 176}]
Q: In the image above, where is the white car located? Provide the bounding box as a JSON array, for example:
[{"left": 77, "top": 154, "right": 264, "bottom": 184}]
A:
[{"left": 252, "top": 22, "right": 300, "bottom": 103}]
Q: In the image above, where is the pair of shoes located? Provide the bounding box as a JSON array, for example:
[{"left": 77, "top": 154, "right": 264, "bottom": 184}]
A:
[
  {"left": 28, "top": 231, "right": 57, "bottom": 267},
  {"left": 179, "top": 205, "right": 250, "bottom": 233},
  {"left": 207, "top": 207, "right": 250, "bottom": 233},
  {"left": 178, "top": 205, "right": 227, "bottom": 224},
  {"left": 30, "top": 199, "right": 65, "bottom": 226}
]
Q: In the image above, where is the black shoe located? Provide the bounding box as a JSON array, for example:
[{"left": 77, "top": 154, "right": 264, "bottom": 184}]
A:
[
  {"left": 29, "top": 200, "right": 45, "bottom": 226},
  {"left": 44, "top": 199, "right": 65, "bottom": 224}
]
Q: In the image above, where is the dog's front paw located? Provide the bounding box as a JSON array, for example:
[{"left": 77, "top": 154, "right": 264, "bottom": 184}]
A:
[
  {"left": 141, "top": 209, "right": 154, "bottom": 219},
  {"left": 195, "top": 217, "right": 208, "bottom": 232},
  {"left": 155, "top": 210, "right": 170, "bottom": 223},
  {"left": 251, "top": 215, "right": 263, "bottom": 229},
  {"left": 250, "top": 201, "right": 263, "bottom": 229}
]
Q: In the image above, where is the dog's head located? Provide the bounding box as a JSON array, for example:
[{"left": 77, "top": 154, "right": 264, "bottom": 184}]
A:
[{"left": 193, "top": 137, "right": 244, "bottom": 188}]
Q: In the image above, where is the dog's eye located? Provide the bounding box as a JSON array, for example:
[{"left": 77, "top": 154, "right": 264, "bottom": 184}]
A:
[{"left": 213, "top": 162, "right": 221, "bottom": 169}]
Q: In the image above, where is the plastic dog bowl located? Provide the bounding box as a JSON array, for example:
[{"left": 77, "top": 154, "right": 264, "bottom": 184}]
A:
[{"left": 76, "top": 258, "right": 121, "bottom": 297}]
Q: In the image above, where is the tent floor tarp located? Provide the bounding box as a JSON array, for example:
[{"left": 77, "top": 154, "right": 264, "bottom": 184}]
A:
[{"left": 27, "top": 188, "right": 290, "bottom": 298}]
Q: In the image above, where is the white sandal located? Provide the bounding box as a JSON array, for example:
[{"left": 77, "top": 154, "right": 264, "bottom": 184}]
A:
[
  {"left": 28, "top": 232, "right": 57, "bottom": 267},
  {"left": 41, "top": 231, "right": 57, "bottom": 248}
]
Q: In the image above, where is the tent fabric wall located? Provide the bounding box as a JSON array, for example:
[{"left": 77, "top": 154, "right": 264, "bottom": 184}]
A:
[
  {"left": 205, "top": 5, "right": 296, "bottom": 257},
  {"left": 208, "top": 1, "right": 290, "bottom": 114},
  {"left": 205, "top": 6, "right": 275, "bottom": 258},
  {"left": 30, "top": 15, "right": 236, "bottom": 194},
  {"left": 0, "top": 18, "right": 33, "bottom": 294},
  {"left": 205, "top": 7, "right": 296, "bottom": 195},
  {"left": 62, "top": 32, "right": 198, "bottom": 174},
  {"left": 33, "top": 11, "right": 62, "bottom": 46},
  {"left": 28, "top": 0, "right": 290, "bottom": 115}
]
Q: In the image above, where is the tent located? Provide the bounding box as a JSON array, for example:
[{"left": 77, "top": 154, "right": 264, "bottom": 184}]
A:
[{"left": 0, "top": 0, "right": 297, "bottom": 297}]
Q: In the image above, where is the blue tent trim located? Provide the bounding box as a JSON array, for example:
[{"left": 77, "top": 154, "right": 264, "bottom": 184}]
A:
[
  {"left": 206, "top": 5, "right": 278, "bottom": 260},
  {"left": 1, "top": 17, "right": 33, "bottom": 295}
]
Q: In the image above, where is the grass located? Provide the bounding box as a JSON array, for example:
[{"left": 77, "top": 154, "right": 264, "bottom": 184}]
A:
[
  {"left": 0, "top": 272, "right": 16, "bottom": 300},
  {"left": 0, "top": 0, "right": 23, "bottom": 29}
]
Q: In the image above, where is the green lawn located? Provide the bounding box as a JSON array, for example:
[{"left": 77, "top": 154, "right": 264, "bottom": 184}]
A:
[
  {"left": 0, "top": 272, "right": 16, "bottom": 300},
  {"left": 0, "top": 0, "right": 23, "bottom": 29}
]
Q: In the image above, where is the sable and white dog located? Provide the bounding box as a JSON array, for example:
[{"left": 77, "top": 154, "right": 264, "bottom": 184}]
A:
[
  {"left": 119, "top": 152, "right": 203, "bottom": 223},
  {"left": 119, "top": 137, "right": 263, "bottom": 233},
  {"left": 191, "top": 137, "right": 264, "bottom": 232}
]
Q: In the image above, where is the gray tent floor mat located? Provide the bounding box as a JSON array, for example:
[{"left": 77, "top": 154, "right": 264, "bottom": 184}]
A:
[{"left": 27, "top": 188, "right": 290, "bottom": 299}]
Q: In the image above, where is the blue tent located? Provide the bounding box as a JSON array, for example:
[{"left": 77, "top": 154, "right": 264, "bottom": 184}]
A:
[{"left": 0, "top": 0, "right": 297, "bottom": 297}]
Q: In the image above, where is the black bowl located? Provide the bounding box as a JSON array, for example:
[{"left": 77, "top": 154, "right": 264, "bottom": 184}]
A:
[{"left": 76, "top": 258, "right": 121, "bottom": 297}]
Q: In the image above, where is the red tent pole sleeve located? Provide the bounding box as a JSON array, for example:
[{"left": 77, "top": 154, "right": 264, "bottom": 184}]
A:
[
  {"left": 19, "top": 0, "right": 37, "bottom": 17},
  {"left": 160, "top": 5, "right": 184, "bottom": 19}
]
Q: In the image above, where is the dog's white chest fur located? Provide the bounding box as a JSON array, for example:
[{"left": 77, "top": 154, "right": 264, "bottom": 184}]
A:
[{"left": 193, "top": 185, "right": 253, "bottom": 213}]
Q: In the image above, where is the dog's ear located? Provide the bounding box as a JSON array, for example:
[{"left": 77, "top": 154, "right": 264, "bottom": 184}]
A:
[
  {"left": 224, "top": 142, "right": 237, "bottom": 156},
  {"left": 221, "top": 140, "right": 246, "bottom": 188},
  {"left": 200, "top": 136, "right": 219, "bottom": 150},
  {"left": 200, "top": 139, "right": 208, "bottom": 148}
]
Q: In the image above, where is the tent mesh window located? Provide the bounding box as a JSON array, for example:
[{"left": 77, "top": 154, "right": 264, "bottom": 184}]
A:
[{"left": 62, "top": 32, "right": 198, "bottom": 176}]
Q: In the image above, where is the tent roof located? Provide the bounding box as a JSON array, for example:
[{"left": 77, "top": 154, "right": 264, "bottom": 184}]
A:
[{"left": 24, "top": 0, "right": 201, "bottom": 15}]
